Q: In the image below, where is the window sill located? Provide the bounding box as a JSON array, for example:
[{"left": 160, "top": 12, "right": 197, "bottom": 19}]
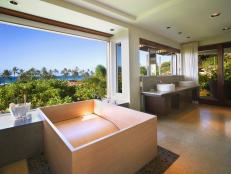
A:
[{"left": 0, "top": 110, "right": 43, "bottom": 131}]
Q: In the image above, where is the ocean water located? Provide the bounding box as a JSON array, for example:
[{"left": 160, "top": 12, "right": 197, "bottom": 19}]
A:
[{"left": 0, "top": 76, "right": 83, "bottom": 84}]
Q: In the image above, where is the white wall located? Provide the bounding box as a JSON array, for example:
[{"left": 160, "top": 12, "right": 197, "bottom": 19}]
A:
[{"left": 108, "top": 30, "right": 130, "bottom": 103}]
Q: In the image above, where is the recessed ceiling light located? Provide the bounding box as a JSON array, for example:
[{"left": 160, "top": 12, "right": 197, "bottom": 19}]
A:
[
  {"left": 110, "top": 28, "right": 114, "bottom": 32},
  {"left": 166, "top": 26, "right": 171, "bottom": 29},
  {"left": 178, "top": 32, "right": 182, "bottom": 35},
  {"left": 186, "top": 36, "right": 191, "bottom": 39},
  {"left": 210, "top": 12, "right": 221, "bottom": 18},
  {"left": 222, "top": 27, "right": 231, "bottom": 31},
  {"left": 9, "top": 0, "right": 18, "bottom": 5}
]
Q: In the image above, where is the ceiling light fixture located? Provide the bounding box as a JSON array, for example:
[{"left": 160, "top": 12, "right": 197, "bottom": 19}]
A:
[
  {"left": 210, "top": 12, "right": 221, "bottom": 18},
  {"left": 222, "top": 27, "right": 231, "bottom": 31},
  {"left": 166, "top": 26, "right": 171, "bottom": 29},
  {"left": 9, "top": 0, "right": 18, "bottom": 5}
]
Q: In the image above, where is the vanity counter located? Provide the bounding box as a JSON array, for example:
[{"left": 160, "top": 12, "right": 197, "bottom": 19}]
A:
[
  {"left": 141, "top": 85, "right": 199, "bottom": 97},
  {"left": 141, "top": 85, "right": 199, "bottom": 116}
]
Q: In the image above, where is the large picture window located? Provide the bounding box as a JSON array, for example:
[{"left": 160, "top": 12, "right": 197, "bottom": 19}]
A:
[
  {"left": 0, "top": 22, "right": 108, "bottom": 114},
  {"left": 139, "top": 38, "right": 180, "bottom": 77},
  {"left": 139, "top": 50, "right": 178, "bottom": 76}
]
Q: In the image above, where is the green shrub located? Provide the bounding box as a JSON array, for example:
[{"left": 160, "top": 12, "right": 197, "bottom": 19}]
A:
[
  {"left": 0, "top": 78, "right": 106, "bottom": 112},
  {"left": 0, "top": 80, "right": 76, "bottom": 112},
  {"left": 75, "top": 77, "right": 106, "bottom": 101}
]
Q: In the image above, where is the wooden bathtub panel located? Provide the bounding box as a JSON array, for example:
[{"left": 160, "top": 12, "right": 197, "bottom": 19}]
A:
[
  {"left": 41, "top": 100, "right": 94, "bottom": 123},
  {"left": 94, "top": 100, "right": 155, "bottom": 129},
  {"left": 41, "top": 112, "right": 73, "bottom": 174},
  {"left": 55, "top": 114, "right": 119, "bottom": 148},
  {"left": 72, "top": 117, "right": 157, "bottom": 174}
]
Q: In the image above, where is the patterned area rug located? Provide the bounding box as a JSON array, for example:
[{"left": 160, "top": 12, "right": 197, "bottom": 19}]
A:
[
  {"left": 28, "top": 146, "right": 179, "bottom": 174},
  {"left": 136, "top": 146, "right": 179, "bottom": 174}
]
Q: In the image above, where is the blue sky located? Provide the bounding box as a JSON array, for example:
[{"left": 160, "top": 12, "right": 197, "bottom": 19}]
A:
[
  {"left": 0, "top": 22, "right": 107, "bottom": 73},
  {"left": 139, "top": 50, "right": 148, "bottom": 66}
]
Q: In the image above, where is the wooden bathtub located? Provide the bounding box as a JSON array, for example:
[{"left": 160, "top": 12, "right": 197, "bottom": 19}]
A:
[{"left": 39, "top": 100, "right": 157, "bottom": 174}]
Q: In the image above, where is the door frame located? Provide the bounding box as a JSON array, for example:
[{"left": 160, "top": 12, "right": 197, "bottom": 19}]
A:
[{"left": 198, "top": 41, "right": 231, "bottom": 106}]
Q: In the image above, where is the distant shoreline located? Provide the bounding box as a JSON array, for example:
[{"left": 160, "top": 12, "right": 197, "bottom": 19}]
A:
[{"left": 0, "top": 75, "right": 83, "bottom": 84}]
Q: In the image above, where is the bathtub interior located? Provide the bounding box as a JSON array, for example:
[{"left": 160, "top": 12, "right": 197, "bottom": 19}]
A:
[{"left": 40, "top": 100, "right": 155, "bottom": 149}]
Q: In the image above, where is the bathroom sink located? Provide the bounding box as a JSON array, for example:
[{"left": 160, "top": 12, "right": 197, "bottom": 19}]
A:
[
  {"left": 157, "top": 84, "right": 175, "bottom": 92},
  {"left": 179, "top": 81, "right": 196, "bottom": 87}
]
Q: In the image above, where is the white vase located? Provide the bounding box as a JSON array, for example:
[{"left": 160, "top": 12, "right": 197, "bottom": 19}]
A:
[{"left": 9, "top": 103, "right": 31, "bottom": 119}]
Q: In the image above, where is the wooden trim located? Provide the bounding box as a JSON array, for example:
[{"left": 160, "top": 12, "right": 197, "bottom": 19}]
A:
[
  {"left": 199, "top": 98, "right": 220, "bottom": 105},
  {"left": 0, "top": 7, "right": 113, "bottom": 38},
  {"left": 223, "top": 42, "right": 231, "bottom": 48},
  {"left": 217, "top": 45, "right": 224, "bottom": 102},
  {"left": 198, "top": 41, "right": 231, "bottom": 51},
  {"left": 139, "top": 38, "right": 180, "bottom": 53},
  {"left": 198, "top": 44, "right": 217, "bottom": 51}
]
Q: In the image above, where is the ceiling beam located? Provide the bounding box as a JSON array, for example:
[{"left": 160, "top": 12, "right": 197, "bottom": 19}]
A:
[
  {"left": 140, "top": 38, "right": 180, "bottom": 53},
  {"left": 0, "top": 7, "right": 113, "bottom": 38},
  {"left": 84, "top": 0, "right": 136, "bottom": 21}
]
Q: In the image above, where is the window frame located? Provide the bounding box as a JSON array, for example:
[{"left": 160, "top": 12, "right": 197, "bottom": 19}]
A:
[{"left": 115, "top": 42, "right": 122, "bottom": 93}]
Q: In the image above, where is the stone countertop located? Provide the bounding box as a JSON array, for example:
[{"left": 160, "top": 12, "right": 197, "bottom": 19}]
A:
[
  {"left": 0, "top": 110, "right": 44, "bottom": 131},
  {"left": 141, "top": 85, "right": 199, "bottom": 97}
]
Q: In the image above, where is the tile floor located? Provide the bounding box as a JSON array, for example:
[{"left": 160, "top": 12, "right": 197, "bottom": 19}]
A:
[{"left": 158, "top": 104, "right": 231, "bottom": 174}]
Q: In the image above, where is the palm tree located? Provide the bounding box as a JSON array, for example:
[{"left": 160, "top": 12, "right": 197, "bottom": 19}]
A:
[
  {"left": 53, "top": 69, "right": 59, "bottom": 75},
  {"left": 19, "top": 69, "right": 24, "bottom": 75},
  {"left": 49, "top": 69, "right": 53, "bottom": 76},
  {"left": 18, "top": 69, "right": 25, "bottom": 80},
  {"left": 41, "top": 67, "right": 48, "bottom": 79},
  {"left": 28, "top": 68, "right": 37, "bottom": 80},
  {"left": 71, "top": 67, "right": 79, "bottom": 80},
  {"left": 36, "top": 70, "right": 41, "bottom": 77},
  {"left": 1, "top": 70, "right": 12, "bottom": 84},
  {"left": 95, "top": 65, "right": 106, "bottom": 79},
  {"left": 39, "top": 67, "right": 54, "bottom": 80},
  {"left": 61, "top": 68, "right": 70, "bottom": 80},
  {"left": 12, "top": 66, "right": 19, "bottom": 77}
]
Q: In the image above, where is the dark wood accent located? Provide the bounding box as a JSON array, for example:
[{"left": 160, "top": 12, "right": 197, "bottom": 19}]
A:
[
  {"left": 0, "top": 7, "right": 113, "bottom": 38},
  {"left": 198, "top": 44, "right": 218, "bottom": 51},
  {"left": 199, "top": 98, "right": 220, "bottom": 105},
  {"left": 143, "top": 87, "right": 199, "bottom": 116},
  {"left": 139, "top": 38, "right": 180, "bottom": 53},
  {"left": 199, "top": 41, "right": 231, "bottom": 51},
  {"left": 144, "top": 95, "right": 171, "bottom": 116},
  {"left": 171, "top": 94, "right": 180, "bottom": 109},
  {"left": 217, "top": 44, "right": 224, "bottom": 102},
  {"left": 223, "top": 42, "right": 231, "bottom": 48}
]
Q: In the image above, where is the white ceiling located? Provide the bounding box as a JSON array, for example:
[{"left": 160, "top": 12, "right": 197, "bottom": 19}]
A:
[
  {"left": 0, "top": 0, "right": 124, "bottom": 35},
  {"left": 0, "top": 0, "right": 230, "bottom": 44},
  {"left": 65, "top": 0, "right": 231, "bottom": 43}
]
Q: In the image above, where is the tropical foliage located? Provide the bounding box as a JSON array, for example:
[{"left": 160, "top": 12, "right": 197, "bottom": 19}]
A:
[
  {"left": 199, "top": 53, "right": 231, "bottom": 97},
  {"left": 0, "top": 65, "right": 107, "bottom": 113},
  {"left": 139, "top": 61, "right": 171, "bottom": 76},
  {"left": 140, "top": 66, "right": 147, "bottom": 76}
]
